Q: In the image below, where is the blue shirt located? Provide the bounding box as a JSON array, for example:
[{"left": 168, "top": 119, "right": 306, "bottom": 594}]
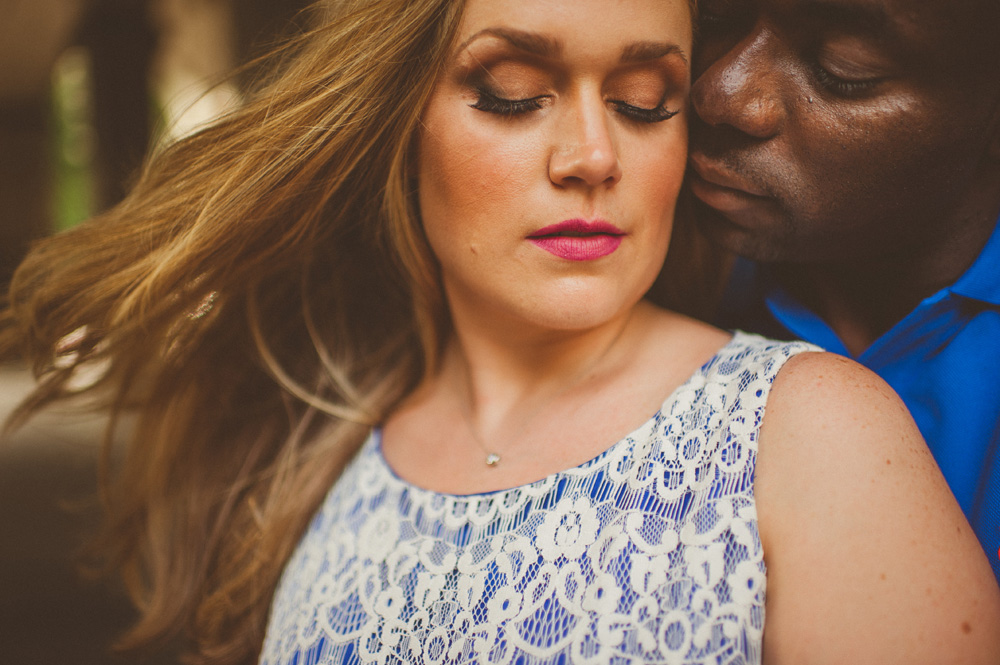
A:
[{"left": 720, "top": 218, "right": 1000, "bottom": 582}]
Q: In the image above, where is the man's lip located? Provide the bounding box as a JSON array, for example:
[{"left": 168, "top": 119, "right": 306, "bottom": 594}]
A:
[
  {"left": 527, "top": 219, "right": 625, "bottom": 238},
  {"left": 688, "top": 153, "right": 769, "bottom": 198}
]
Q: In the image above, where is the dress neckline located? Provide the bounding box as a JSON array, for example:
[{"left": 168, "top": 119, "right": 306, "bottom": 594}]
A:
[{"left": 370, "top": 331, "right": 746, "bottom": 500}]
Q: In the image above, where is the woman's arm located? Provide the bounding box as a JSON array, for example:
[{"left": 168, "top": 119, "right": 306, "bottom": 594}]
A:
[{"left": 756, "top": 352, "right": 1000, "bottom": 664}]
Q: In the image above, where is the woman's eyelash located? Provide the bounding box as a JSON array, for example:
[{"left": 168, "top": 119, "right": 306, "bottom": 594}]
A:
[
  {"left": 471, "top": 88, "right": 678, "bottom": 123},
  {"left": 610, "top": 100, "right": 679, "bottom": 123},
  {"left": 470, "top": 88, "right": 545, "bottom": 116}
]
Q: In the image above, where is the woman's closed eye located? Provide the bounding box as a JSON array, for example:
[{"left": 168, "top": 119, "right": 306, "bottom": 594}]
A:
[
  {"left": 608, "top": 99, "right": 678, "bottom": 123},
  {"left": 471, "top": 87, "right": 678, "bottom": 123},
  {"left": 470, "top": 86, "right": 548, "bottom": 116}
]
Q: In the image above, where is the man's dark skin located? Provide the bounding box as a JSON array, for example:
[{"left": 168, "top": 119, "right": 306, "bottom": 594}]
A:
[{"left": 687, "top": 0, "right": 1000, "bottom": 355}]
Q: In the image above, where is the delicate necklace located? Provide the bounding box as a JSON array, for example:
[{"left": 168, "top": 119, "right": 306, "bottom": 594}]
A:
[
  {"left": 456, "top": 323, "right": 632, "bottom": 468},
  {"left": 458, "top": 396, "right": 517, "bottom": 467},
  {"left": 458, "top": 395, "right": 563, "bottom": 467}
]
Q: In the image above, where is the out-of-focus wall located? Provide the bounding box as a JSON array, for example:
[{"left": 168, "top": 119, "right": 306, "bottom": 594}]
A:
[
  {"left": 153, "top": 0, "right": 240, "bottom": 141},
  {"left": 0, "top": 0, "right": 311, "bottom": 282},
  {"left": 1, "top": 0, "right": 87, "bottom": 100},
  {"left": 0, "top": 0, "right": 89, "bottom": 286}
]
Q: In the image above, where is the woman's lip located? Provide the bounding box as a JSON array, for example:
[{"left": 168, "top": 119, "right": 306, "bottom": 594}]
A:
[
  {"left": 688, "top": 153, "right": 769, "bottom": 198},
  {"left": 528, "top": 219, "right": 625, "bottom": 238},
  {"left": 528, "top": 235, "right": 623, "bottom": 261},
  {"left": 527, "top": 218, "right": 624, "bottom": 261}
]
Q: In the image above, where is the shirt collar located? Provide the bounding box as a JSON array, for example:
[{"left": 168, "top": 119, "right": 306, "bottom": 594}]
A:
[
  {"left": 763, "top": 286, "right": 851, "bottom": 356},
  {"left": 762, "top": 214, "right": 1000, "bottom": 313},
  {"left": 758, "top": 216, "right": 1000, "bottom": 359},
  {"left": 950, "top": 215, "right": 1000, "bottom": 305}
]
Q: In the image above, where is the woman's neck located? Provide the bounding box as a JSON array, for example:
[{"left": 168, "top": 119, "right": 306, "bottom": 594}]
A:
[
  {"left": 439, "top": 301, "right": 648, "bottom": 437},
  {"left": 381, "top": 301, "right": 730, "bottom": 493}
]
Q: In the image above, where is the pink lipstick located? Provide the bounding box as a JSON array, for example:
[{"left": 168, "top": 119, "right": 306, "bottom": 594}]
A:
[{"left": 527, "top": 219, "right": 624, "bottom": 261}]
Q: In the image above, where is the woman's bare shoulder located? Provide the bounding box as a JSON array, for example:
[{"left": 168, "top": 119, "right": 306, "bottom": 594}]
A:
[
  {"left": 768, "top": 349, "right": 907, "bottom": 416},
  {"left": 755, "top": 351, "right": 1000, "bottom": 664}
]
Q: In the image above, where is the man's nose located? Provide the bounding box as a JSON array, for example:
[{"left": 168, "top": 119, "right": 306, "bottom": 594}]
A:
[{"left": 691, "top": 28, "right": 785, "bottom": 139}]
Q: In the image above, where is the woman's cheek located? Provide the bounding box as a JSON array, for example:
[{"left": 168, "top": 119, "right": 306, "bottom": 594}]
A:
[
  {"left": 630, "top": 132, "right": 687, "bottom": 214},
  {"left": 421, "top": 121, "right": 539, "bottom": 219}
]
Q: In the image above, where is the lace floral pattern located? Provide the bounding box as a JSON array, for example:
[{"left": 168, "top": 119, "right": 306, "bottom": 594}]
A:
[{"left": 259, "top": 333, "right": 817, "bottom": 665}]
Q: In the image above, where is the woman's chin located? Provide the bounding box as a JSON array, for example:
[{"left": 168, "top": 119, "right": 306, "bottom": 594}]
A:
[
  {"left": 463, "top": 289, "right": 645, "bottom": 340},
  {"left": 526, "top": 299, "right": 636, "bottom": 333}
]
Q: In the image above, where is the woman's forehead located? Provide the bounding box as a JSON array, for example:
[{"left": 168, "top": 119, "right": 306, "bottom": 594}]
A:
[{"left": 453, "top": 0, "right": 694, "bottom": 52}]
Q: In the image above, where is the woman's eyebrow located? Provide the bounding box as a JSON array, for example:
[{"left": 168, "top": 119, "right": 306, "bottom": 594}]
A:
[
  {"left": 458, "top": 27, "right": 561, "bottom": 57},
  {"left": 621, "top": 41, "right": 688, "bottom": 64},
  {"left": 458, "top": 29, "right": 687, "bottom": 65}
]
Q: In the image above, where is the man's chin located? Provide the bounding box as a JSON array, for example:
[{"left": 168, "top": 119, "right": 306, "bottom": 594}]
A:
[{"left": 690, "top": 198, "right": 795, "bottom": 264}]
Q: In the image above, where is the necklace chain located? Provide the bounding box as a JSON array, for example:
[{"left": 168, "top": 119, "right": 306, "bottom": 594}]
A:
[{"left": 456, "top": 322, "right": 632, "bottom": 468}]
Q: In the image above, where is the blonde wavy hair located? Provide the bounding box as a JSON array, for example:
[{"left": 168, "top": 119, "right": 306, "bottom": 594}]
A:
[{"left": 1, "top": 0, "right": 699, "bottom": 663}]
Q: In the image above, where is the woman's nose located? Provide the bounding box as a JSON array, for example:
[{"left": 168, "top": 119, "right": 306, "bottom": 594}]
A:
[
  {"left": 691, "top": 27, "right": 785, "bottom": 139},
  {"left": 548, "top": 95, "right": 622, "bottom": 188}
]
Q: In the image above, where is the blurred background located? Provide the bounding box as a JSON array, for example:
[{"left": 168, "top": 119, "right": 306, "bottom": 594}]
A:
[{"left": 0, "top": 1, "right": 311, "bottom": 662}]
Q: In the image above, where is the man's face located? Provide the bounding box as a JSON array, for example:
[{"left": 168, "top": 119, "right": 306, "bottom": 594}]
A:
[{"left": 688, "top": 0, "right": 1000, "bottom": 264}]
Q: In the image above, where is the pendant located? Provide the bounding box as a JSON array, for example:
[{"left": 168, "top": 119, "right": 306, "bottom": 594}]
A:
[{"left": 485, "top": 453, "right": 501, "bottom": 467}]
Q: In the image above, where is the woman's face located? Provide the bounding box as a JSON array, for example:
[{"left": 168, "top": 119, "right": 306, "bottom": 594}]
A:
[{"left": 418, "top": 0, "right": 692, "bottom": 335}]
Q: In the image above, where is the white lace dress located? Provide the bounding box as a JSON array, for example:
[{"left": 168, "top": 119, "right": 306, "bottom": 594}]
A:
[{"left": 259, "top": 332, "right": 817, "bottom": 665}]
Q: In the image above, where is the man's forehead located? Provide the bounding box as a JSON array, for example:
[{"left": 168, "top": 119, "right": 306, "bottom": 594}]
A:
[
  {"left": 768, "top": 0, "right": 983, "bottom": 48},
  {"left": 794, "top": 0, "right": 887, "bottom": 25},
  {"left": 778, "top": 0, "right": 993, "bottom": 24}
]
